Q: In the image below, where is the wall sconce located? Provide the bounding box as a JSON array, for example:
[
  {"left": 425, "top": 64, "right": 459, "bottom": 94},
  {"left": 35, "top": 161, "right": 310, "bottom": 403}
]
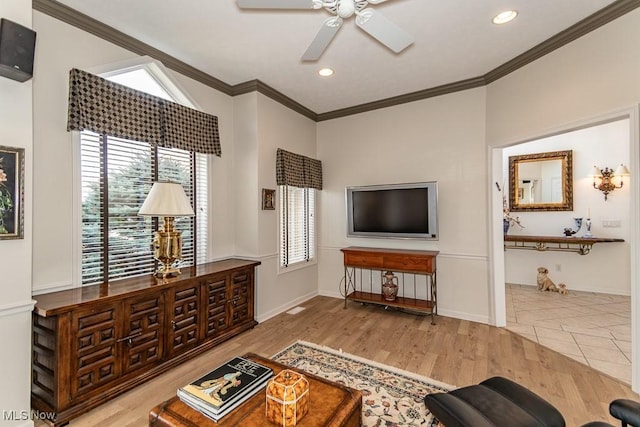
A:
[
  {"left": 138, "top": 182, "right": 195, "bottom": 278},
  {"left": 589, "top": 164, "right": 630, "bottom": 201}
]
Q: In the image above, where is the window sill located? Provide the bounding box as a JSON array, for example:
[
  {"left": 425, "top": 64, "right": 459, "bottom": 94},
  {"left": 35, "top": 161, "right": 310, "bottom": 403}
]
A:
[{"left": 277, "top": 259, "right": 317, "bottom": 275}]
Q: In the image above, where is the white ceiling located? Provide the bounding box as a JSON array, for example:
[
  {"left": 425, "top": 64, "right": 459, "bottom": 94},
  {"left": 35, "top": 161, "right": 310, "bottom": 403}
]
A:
[{"left": 52, "top": 0, "right": 619, "bottom": 114}]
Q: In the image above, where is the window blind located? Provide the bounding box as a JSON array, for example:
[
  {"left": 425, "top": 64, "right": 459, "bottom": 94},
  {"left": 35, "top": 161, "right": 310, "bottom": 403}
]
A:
[
  {"left": 280, "top": 186, "right": 315, "bottom": 267},
  {"left": 80, "top": 131, "right": 201, "bottom": 285}
]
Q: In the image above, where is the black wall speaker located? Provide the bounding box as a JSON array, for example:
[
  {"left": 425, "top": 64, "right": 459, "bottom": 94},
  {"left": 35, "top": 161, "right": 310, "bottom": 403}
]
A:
[{"left": 0, "top": 18, "right": 36, "bottom": 82}]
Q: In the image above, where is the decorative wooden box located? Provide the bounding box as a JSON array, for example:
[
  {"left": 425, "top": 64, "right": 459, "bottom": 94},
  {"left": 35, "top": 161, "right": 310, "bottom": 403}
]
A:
[{"left": 265, "top": 369, "right": 309, "bottom": 426}]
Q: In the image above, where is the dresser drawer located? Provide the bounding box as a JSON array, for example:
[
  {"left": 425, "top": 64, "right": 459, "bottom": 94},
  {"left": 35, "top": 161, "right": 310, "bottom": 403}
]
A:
[
  {"left": 383, "top": 254, "right": 434, "bottom": 273},
  {"left": 343, "top": 252, "right": 383, "bottom": 269}
]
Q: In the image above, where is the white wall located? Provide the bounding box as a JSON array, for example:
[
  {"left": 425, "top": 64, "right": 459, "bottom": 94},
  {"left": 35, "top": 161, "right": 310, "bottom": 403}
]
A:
[
  {"left": 486, "top": 9, "right": 640, "bottom": 144},
  {"left": 503, "top": 119, "right": 631, "bottom": 294},
  {"left": 231, "top": 92, "right": 320, "bottom": 321},
  {"left": 0, "top": 3, "right": 35, "bottom": 427},
  {"left": 254, "top": 94, "right": 319, "bottom": 321},
  {"left": 317, "top": 87, "right": 490, "bottom": 323}
]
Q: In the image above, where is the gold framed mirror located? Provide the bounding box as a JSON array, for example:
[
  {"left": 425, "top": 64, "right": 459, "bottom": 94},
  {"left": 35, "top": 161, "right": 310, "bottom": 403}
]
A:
[{"left": 508, "top": 150, "right": 573, "bottom": 212}]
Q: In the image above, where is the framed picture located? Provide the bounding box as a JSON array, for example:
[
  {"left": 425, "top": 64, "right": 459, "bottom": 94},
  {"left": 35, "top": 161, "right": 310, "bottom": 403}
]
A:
[
  {"left": 0, "top": 145, "right": 24, "bottom": 239},
  {"left": 262, "top": 188, "right": 275, "bottom": 210}
]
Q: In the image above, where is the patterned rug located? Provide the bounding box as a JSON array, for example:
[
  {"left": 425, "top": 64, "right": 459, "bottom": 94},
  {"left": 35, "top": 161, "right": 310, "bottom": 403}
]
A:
[{"left": 272, "top": 341, "right": 452, "bottom": 427}]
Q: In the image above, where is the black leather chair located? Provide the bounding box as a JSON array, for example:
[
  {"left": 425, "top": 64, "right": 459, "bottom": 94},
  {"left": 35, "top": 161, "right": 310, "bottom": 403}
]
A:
[{"left": 424, "top": 376, "right": 640, "bottom": 427}]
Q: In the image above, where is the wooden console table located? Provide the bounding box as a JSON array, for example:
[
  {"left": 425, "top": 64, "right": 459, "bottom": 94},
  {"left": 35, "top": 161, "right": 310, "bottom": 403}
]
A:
[
  {"left": 341, "top": 247, "right": 439, "bottom": 324},
  {"left": 31, "top": 259, "right": 260, "bottom": 427},
  {"left": 504, "top": 235, "right": 624, "bottom": 255}
]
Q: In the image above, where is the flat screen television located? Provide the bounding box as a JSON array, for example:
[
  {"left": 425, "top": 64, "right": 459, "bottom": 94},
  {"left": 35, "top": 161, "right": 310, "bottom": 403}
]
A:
[{"left": 346, "top": 182, "right": 438, "bottom": 240}]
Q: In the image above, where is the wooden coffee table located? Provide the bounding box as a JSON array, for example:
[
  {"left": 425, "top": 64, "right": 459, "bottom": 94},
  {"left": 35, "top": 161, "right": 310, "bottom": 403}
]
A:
[{"left": 149, "top": 353, "right": 362, "bottom": 426}]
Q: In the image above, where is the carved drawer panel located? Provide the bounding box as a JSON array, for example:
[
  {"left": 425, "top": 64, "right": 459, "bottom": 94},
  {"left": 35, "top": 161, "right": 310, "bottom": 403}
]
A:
[
  {"left": 167, "top": 284, "right": 200, "bottom": 355},
  {"left": 122, "top": 294, "right": 164, "bottom": 374},
  {"left": 205, "top": 276, "right": 228, "bottom": 337},
  {"left": 229, "top": 270, "right": 252, "bottom": 326},
  {"left": 71, "top": 305, "right": 120, "bottom": 397}
]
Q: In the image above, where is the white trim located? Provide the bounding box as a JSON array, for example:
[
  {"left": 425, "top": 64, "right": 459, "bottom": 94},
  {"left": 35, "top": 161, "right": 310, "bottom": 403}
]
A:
[
  {"left": 0, "top": 300, "right": 36, "bottom": 318},
  {"left": 71, "top": 130, "right": 82, "bottom": 288},
  {"left": 437, "top": 308, "right": 489, "bottom": 324},
  {"left": 488, "top": 105, "right": 640, "bottom": 393},
  {"left": 488, "top": 146, "right": 507, "bottom": 327},
  {"left": 317, "top": 292, "right": 490, "bottom": 323},
  {"left": 256, "top": 290, "right": 318, "bottom": 323},
  {"left": 32, "top": 282, "right": 74, "bottom": 296},
  {"left": 629, "top": 104, "right": 640, "bottom": 394}
]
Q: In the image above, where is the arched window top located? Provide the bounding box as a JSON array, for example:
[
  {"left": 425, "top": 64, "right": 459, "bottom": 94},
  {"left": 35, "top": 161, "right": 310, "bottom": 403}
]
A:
[{"left": 89, "top": 56, "right": 198, "bottom": 108}]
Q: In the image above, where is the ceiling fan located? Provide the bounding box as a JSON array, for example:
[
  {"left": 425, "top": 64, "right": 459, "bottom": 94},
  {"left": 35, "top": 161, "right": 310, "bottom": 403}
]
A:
[{"left": 236, "top": 0, "right": 414, "bottom": 61}]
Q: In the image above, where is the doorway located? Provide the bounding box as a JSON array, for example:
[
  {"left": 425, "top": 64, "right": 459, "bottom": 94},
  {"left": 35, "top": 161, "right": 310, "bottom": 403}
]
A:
[{"left": 489, "top": 109, "right": 640, "bottom": 391}]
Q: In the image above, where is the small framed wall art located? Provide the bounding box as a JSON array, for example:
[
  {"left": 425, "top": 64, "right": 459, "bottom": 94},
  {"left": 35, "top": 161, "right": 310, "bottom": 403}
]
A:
[
  {"left": 262, "top": 188, "right": 275, "bottom": 210},
  {"left": 0, "top": 145, "right": 24, "bottom": 239}
]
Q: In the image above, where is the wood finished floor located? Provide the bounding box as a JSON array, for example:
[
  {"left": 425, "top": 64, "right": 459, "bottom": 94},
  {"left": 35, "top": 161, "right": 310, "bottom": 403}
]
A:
[{"left": 38, "top": 296, "right": 638, "bottom": 427}]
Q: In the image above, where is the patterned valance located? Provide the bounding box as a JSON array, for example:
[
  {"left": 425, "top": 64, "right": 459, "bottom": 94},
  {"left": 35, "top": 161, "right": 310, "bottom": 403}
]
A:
[
  {"left": 67, "top": 68, "right": 221, "bottom": 156},
  {"left": 276, "top": 148, "right": 323, "bottom": 190}
]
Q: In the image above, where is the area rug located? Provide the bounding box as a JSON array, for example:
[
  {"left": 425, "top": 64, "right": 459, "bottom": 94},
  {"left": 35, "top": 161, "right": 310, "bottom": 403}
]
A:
[{"left": 272, "top": 341, "right": 452, "bottom": 427}]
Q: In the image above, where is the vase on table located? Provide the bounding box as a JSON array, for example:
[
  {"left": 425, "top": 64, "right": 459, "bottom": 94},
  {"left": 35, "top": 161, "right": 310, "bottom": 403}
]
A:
[
  {"left": 503, "top": 219, "right": 510, "bottom": 235},
  {"left": 574, "top": 217, "right": 583, "bottom": 233},
  {"left": 382, "top": 271, "right": 398, "bottom": 301},
  {"left": 584, "top": 218, "right": 592, "bottom": 237}
]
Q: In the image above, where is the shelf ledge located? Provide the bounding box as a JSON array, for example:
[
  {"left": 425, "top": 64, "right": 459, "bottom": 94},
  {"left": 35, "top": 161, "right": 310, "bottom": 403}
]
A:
[{"left": 503, "top": 235, "right": 624, "bottom": 255}]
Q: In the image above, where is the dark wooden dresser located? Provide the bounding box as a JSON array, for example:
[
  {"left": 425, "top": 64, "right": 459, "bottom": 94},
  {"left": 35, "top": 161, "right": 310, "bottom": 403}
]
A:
[{"left": 31, "top": 259, "right": 260, "bottom": 426}]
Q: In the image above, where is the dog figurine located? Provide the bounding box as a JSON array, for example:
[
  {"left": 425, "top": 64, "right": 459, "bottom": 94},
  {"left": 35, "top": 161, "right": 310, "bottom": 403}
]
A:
[{"left": 536, "top": 267, "right": 566, "bottom": 294}]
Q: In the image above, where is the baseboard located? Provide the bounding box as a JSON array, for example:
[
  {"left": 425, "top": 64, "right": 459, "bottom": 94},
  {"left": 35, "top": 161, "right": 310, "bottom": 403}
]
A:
[
  {"left": 318, "top": 290, "right": 342, "bottom": 299},
  {"left": 508, "top": 282, "right": 631, "bottom": 296},
  {"left": 437, "top": 308, "right": 489, "bottom": 324},
  {"left": 256, "top": 290, "right": 319, "bottom": 323},
  {"left": 317, "top": 291, "right": 489, "bottom": 324}
]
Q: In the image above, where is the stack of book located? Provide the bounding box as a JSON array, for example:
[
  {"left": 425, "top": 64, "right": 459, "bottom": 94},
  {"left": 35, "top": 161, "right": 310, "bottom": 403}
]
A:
[{"left": 177, "top": 356, "right": 273, "bottom": 422}]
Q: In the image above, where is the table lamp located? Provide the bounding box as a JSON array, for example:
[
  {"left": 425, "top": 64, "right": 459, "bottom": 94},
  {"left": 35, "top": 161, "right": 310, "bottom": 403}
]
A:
[{"left": 138, "top": 182, "right": 195, "bottom": 278}]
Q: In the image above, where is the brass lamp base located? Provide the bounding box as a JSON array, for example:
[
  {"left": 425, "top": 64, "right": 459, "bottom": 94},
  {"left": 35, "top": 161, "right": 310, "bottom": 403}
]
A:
[
  {"left": 152, "top": 217, "right": 183, "bottom": 279},
  {"left": 155, "top": 264, "right": 181, "bottom": 279}
]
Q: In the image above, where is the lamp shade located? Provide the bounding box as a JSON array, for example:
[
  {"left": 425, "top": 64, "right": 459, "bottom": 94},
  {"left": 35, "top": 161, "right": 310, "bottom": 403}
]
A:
[
  {"left": 588, "top": 166, "right": 602, "bottom": 177},
  {"left": 614, "top": 164, "right": 630, "bottom": 176},
  {"left": 138, "top": 182, "right": 195, "bottom": 217}
]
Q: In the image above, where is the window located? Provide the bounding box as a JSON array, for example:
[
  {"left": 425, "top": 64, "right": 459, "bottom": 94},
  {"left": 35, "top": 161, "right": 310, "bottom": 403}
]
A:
[
  {"left": 279, "top": 185, "right": 315, "bottom": 268},
  {"left": 79, "top": 65, "right": 208, "bottom": 285}
]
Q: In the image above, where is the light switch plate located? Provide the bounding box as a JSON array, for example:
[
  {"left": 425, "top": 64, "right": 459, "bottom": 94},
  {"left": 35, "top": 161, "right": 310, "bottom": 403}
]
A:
[{"left": 602, "top": 220, "right": 621, "bottom": 228}]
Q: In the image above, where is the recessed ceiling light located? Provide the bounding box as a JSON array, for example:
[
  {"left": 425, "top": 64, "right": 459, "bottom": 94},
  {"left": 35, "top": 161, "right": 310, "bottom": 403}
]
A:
[
  {"left": 492, "top": 10, "right": 518, "bottom": 25},
  {"left": 318, "top": 68, "right": 334, "bottom": 77}
]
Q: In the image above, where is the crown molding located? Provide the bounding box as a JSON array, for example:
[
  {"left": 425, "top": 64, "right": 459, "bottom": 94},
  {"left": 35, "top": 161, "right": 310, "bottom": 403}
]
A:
[
  {"left": 233, "top": 80, "right": 318, "bottom": 120},
  {"left": 33, "top": 0, "right": 640, "bottom": 122},
  {"left": 316, "top": 76, "right": 486, "bottom": 122}
]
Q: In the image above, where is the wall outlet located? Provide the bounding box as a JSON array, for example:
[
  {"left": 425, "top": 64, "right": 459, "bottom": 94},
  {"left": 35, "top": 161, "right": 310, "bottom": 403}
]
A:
[
  {"left": 602, "top": 220, "right": 621, "bottom": 228},
  {"left": 555, "top": 264, "right": 561, "bottom": 272}
]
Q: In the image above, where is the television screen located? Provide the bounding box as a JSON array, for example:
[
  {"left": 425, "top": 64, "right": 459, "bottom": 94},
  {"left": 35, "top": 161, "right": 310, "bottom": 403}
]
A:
[{"left": 346, "top": 182, "right": 438, "bottom": 240}]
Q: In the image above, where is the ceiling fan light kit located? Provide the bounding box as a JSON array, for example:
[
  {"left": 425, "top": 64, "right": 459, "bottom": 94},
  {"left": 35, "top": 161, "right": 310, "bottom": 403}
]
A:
[{"left": 237, "top": 0, "right": 414, "bottom": 61}]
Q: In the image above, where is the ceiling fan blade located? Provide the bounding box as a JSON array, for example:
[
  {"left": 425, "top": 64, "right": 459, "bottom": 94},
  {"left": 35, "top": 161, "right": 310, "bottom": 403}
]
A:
[
  {"left": 302, "top": 17, "right": 343, "bottom": 61},
  {"left": 237, "top": 0, "right": 317, "bottom": 9},
  {"left": 355, "top": 8, "right": 413, "bottom": 53}
]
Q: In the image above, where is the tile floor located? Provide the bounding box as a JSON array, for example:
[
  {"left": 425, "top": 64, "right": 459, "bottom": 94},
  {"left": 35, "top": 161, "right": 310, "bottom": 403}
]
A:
[{"left": 505, "top": 283, "right": 631, "bottom": 384}]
